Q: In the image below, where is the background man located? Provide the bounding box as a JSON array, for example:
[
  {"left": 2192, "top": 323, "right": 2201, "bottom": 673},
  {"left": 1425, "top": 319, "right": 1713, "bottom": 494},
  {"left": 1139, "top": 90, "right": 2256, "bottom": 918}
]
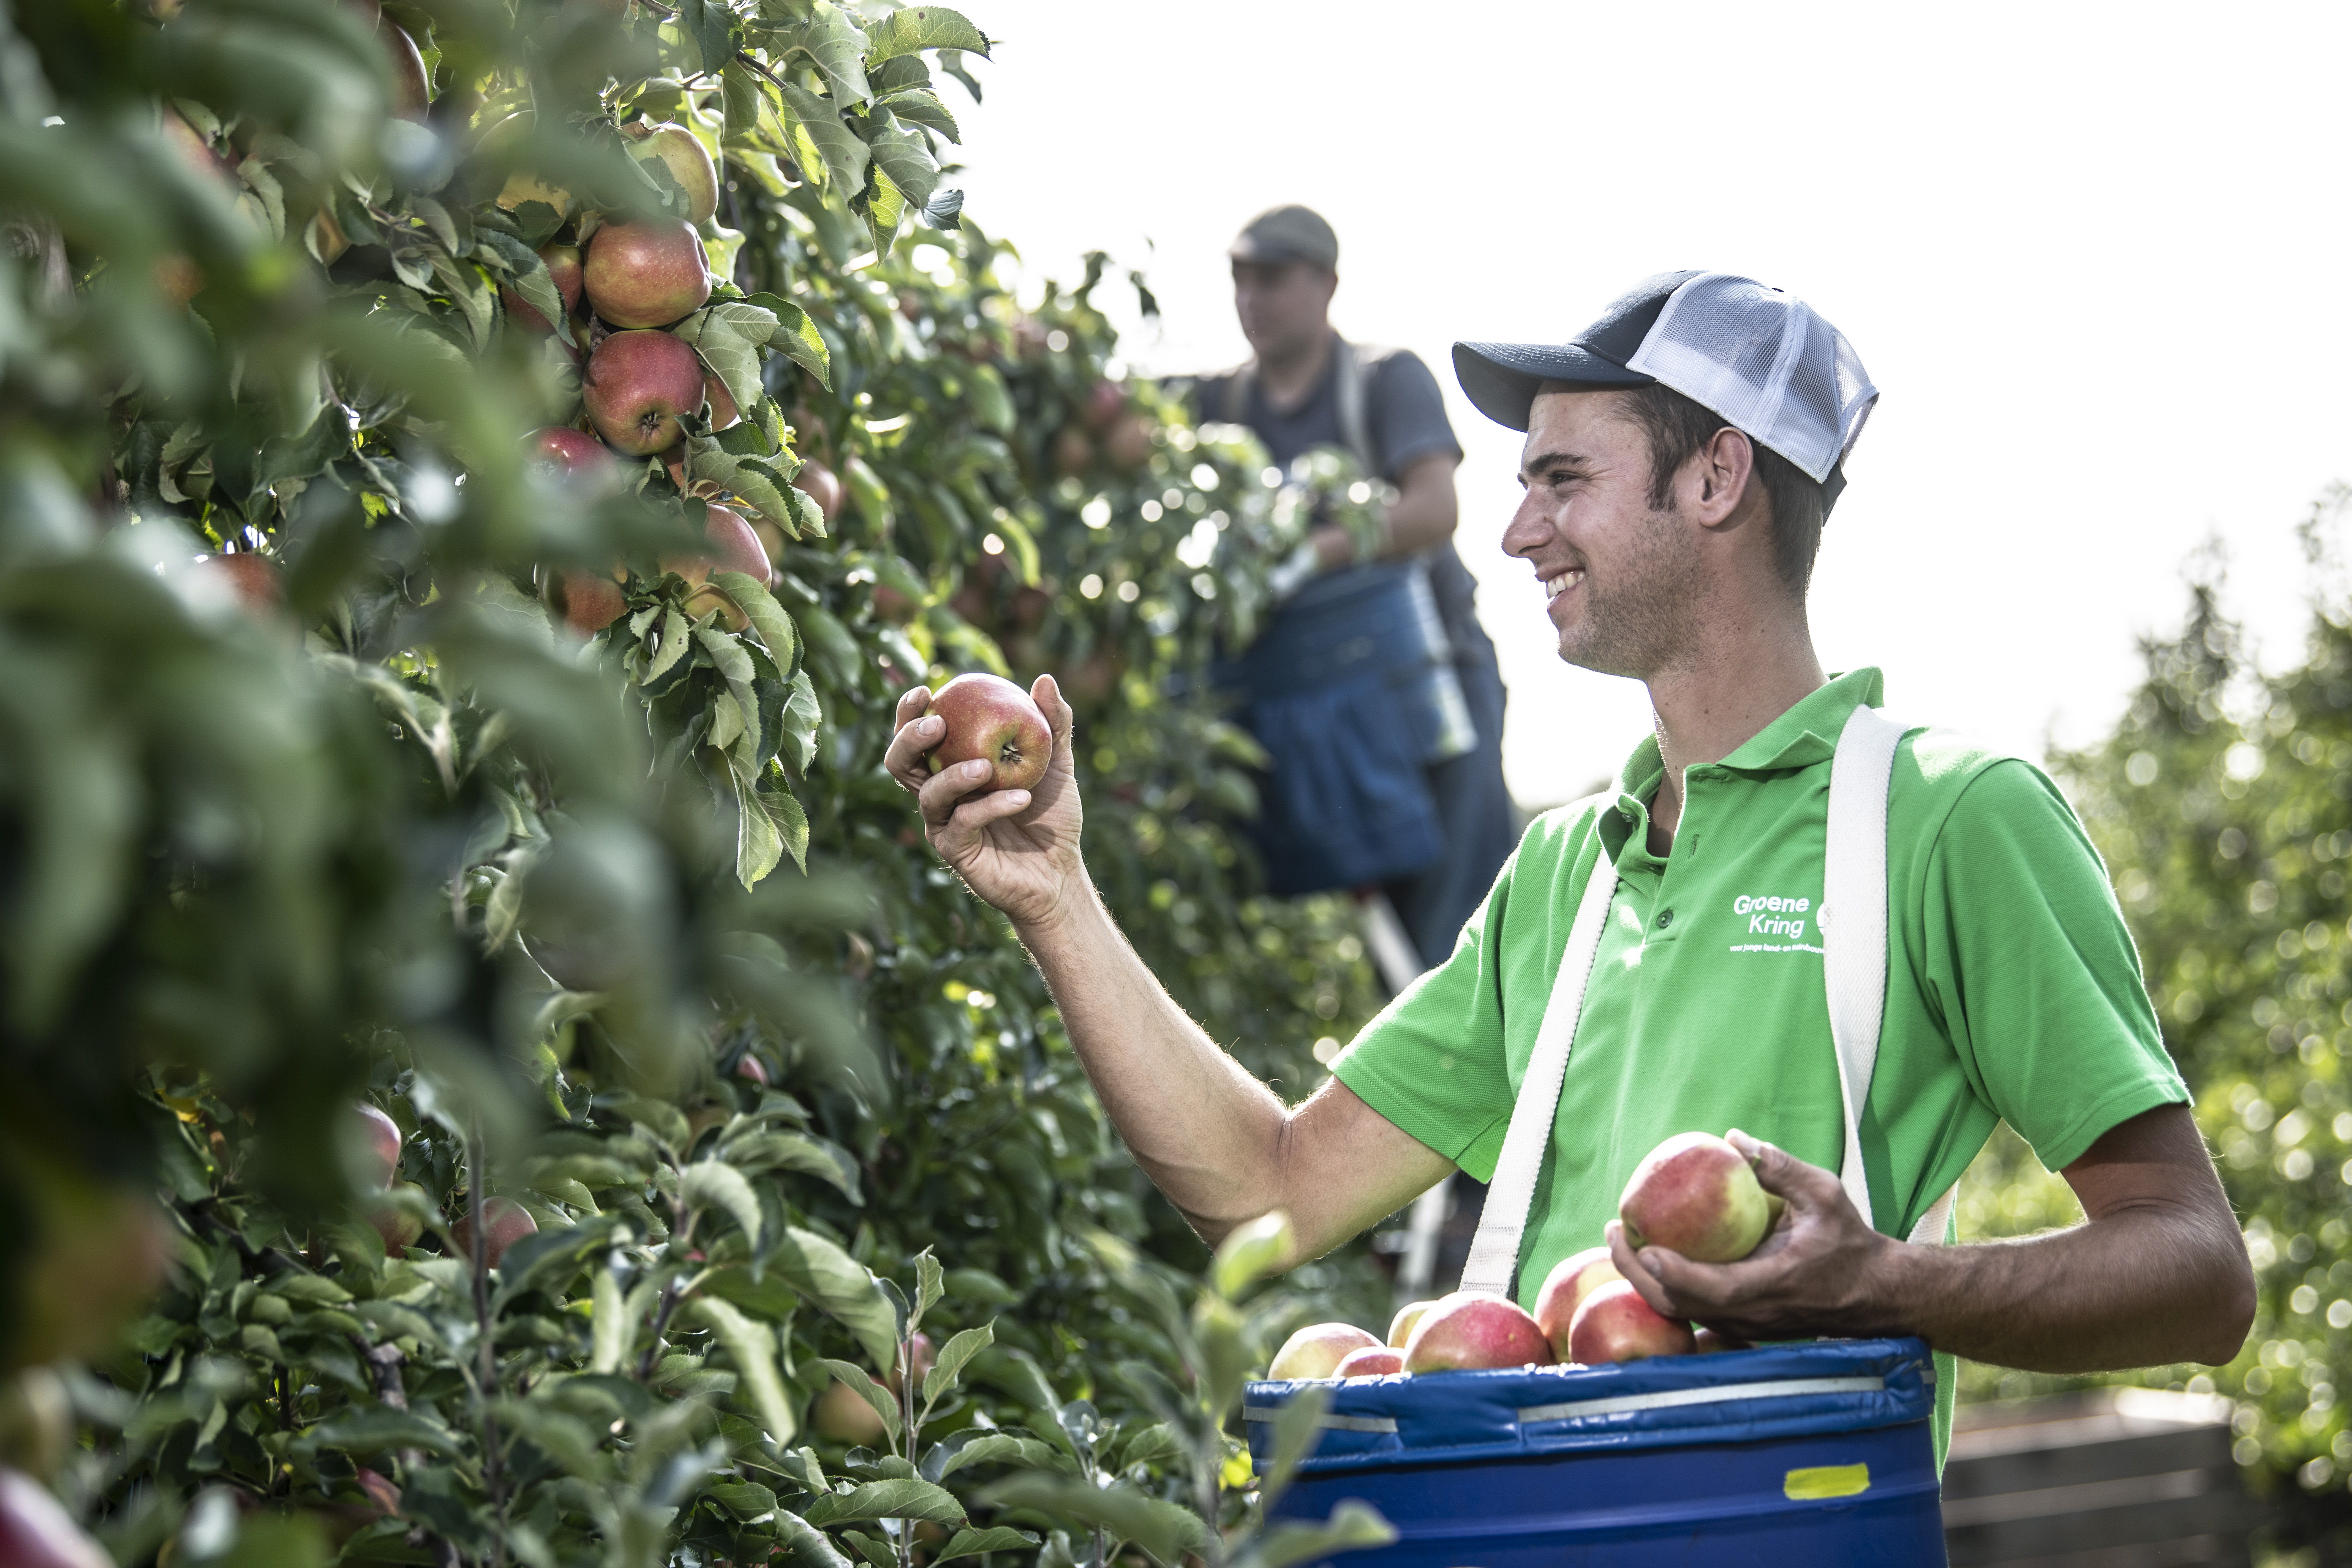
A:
[
  {"left": 1184, "top": 204, "right": 1515, "bottom": 977},
  {"left": 888, "top": 271, "right": 2254, "bottom": 1457}
]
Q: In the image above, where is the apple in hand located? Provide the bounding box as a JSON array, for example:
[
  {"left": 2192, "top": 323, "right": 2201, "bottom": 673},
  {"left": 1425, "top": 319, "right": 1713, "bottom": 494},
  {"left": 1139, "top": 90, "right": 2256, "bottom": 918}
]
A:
[
  {"left": 1566, "top": 1281, "right": 1696, "bottom": 1365},
  {"left": 1333, "top": 1346, "right": 1405, "bottom": 1380},
  {"left": 1532, "top": 1246, "right": 1622, "bottom": 1358},
  {"left": 1619, "top": 1131, "right": 1772, "bottom": 1263},
  {"left": 1400, "top": 1292, "right": 1553, "bottom": 1372},
  {"left": 583, "top": 330, "right": 706, "bottom": 455},
  {"left": 924, "top": 673, "right": 1053, "bottom": 793},
  {"left": 452, "top": 1197, "right": 536, "bottom": 1269},
  {"left": 1266, "top": 1323, "right": 1381, "bottom": 1380},
  {"left": 583, "top": 219, "right": 712, "bottom": 329},
  {"left": 1387, "top": 1299, "right": 1437, "bottom": 1348}
]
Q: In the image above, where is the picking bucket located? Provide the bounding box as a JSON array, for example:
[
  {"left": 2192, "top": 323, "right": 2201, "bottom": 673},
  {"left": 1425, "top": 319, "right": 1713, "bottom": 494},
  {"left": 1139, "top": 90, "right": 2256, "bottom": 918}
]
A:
[{"left": 1245, "top": 1335, "right": 1945, "bottom": 1567}]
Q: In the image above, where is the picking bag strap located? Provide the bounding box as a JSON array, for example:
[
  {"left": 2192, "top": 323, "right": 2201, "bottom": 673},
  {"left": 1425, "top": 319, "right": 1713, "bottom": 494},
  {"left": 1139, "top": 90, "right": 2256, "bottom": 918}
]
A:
[
  {"left": 1330, "top": 337, "right": 1374, "bottom": 473},
  {"left": 1822, "top": 704, "right": 1905, "bottom": 1231},
  {"left": 1459, "top": 799, "right": 1618, "bottom": 1298}
]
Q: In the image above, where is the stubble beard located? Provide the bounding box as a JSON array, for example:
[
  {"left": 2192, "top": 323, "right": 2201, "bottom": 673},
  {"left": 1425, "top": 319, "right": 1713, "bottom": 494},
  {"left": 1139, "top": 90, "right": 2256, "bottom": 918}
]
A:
[{"left": 1554, "top": 501, "right": 1701, "bottom": 681}]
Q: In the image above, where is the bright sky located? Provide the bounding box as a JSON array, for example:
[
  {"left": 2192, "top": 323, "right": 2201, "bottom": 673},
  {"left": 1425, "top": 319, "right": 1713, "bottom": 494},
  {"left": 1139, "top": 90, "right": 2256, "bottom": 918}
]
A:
[{"left": 955, "top": 1, "right": 2352, "bottom": 806}]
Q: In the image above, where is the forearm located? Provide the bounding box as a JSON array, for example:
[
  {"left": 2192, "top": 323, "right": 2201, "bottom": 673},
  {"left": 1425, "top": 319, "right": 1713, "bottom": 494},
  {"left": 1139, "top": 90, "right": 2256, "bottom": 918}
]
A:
[
  {"left": 1013, "top": 887, "right": 1291, "bottom": 1243},
  {"left": 1379, "top": 479, "right": 1456, "bottom": 556},
  {"left": 1866, "top": 1205, "right": 2253, "bottom": 1372}
]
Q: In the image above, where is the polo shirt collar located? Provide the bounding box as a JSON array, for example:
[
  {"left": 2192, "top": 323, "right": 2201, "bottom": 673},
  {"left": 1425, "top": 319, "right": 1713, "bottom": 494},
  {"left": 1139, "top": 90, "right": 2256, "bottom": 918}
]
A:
[{"left": 1597, "top": 668, "right": 1889, "bottom": 864}]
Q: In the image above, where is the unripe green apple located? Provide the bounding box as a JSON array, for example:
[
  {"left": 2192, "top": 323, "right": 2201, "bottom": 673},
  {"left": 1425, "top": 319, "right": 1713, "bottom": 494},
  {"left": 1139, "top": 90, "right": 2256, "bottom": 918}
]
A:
[
  {"left": 812, "top": 1379, "right": 885, "bottom": 1445},
  {"left": 583, "top": 219, "right": 710, "bottom": 329}
]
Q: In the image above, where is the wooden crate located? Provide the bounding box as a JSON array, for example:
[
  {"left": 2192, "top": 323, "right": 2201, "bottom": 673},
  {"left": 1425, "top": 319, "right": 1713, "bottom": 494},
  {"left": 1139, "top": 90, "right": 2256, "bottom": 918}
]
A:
[{"left": 1943, "top": 1387, "right": 2249, "bottom": 1566}]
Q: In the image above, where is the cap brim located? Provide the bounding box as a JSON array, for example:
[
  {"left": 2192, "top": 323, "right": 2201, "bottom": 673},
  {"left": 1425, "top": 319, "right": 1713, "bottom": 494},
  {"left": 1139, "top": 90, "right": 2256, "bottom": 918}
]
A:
[{"left": 1451, "top": 341, "right": 1652, "bottom": 431}]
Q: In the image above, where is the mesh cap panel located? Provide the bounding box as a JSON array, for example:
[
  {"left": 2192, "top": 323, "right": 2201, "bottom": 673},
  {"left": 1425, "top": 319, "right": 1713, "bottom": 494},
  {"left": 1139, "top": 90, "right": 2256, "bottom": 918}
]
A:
[{"left": 1624, "top": 274, "right": 1877, "bottom": 483}]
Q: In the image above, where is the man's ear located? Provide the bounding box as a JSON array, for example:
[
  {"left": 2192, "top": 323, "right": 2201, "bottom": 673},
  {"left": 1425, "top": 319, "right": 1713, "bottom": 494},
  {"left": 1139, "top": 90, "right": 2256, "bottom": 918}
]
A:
[{"left": 1688, "top": 427, "right": 1757, "bottom": 530}]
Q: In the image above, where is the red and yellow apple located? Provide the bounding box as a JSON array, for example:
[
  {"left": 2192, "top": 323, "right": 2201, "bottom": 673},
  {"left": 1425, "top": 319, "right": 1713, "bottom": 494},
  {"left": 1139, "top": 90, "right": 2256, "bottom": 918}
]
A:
[
  {"left": 924, "top": 673, "right": 1052, "bottom": 794},
  {"left": 1532, "top": 1246, "right": 1622, "bottom": 1358},
  {"left": 197, "top": 554, "right": 284, "bottom": 616},
  {"left": 663, "top": 505, "right": 772, "bottom": 632},
  {"left": 501, "top": 243, "right": 583, "bottom": 336},
  {"left": 629, "top": 123, "right": 719, "bottom": 226},
  {"left": 1333, "top": 1346, "right": 1405, "bottom": 1380},
  {"left": 583, "top": 330, "right": 706, "bottom": 455},
  {"left": 366, "top": 1183, "right": 428, "bottom": 1253},
  {"left": 1266, "top": 1322, "right": 1381, "bottom": 1381},
  {"left": 1399, "top": 1292, "right": 1553, "bottom": 1372},
  {"left": 1565, "top": 1281, "right": 1696, "bottom": 1365},
  {"left": 1387, "top": 1299, "right": 1437, "bottom": 1348},
  {"left": 1619, "top": 1132, "right": 1771, "bottom": 1263},
  {"left": 792, "top": 457, "right": 844, "bottom": 523},
  {"left": 583, "top": 219, "right": 711, "bottom": 329},
  {"left": 452, "top": 1197, "right": 536, "bottom": 1269},
  {"left": 354, "top": 1103, "right": 403, "bottom": 1189}
]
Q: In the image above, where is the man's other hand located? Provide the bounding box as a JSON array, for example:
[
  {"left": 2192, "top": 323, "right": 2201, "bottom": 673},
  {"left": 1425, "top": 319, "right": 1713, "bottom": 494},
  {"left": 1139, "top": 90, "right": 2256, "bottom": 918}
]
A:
[
  {"left": 884, "top": 675, "right": 1088, "bottom": 935},
  {"left": 1606, "top": 1129, "right": 1889, "bottom": 1345}
]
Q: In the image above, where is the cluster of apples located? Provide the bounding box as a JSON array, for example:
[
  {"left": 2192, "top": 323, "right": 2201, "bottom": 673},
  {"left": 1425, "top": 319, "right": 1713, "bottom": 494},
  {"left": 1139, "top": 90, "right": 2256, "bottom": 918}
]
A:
[
  {"left": 1266, "top": 1132, "right": 1780, "bottom": 1380},
  {"left": 497, "top": 121, "right": 844, "bottom": 639},
  {"left": 353, "top": 1104, "right": 536, "bottom": 1267}
]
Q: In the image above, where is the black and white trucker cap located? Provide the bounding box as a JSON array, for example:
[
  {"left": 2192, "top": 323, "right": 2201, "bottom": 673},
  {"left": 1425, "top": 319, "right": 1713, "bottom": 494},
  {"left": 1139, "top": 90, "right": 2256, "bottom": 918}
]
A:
[{"left": 1452, "top": 272, "right": 1878, "bottom": 511}]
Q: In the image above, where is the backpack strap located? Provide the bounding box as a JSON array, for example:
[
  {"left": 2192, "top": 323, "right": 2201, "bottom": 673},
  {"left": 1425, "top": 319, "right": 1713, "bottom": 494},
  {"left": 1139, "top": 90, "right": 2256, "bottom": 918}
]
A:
[
  {"left": 1331, "top": 337, "right": 1376, "bottom": 474},
  {"left": 1459, "top": 797, "right": 1619, "bottom": 1298},
  {"left": 1221, "top": 362, "right": 1254, "bottom": 425}
]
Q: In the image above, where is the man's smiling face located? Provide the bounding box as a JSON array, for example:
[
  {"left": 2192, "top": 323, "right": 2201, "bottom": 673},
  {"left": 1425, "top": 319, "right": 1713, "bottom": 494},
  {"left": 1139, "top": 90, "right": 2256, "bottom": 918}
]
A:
[{"left": 1502, "top": 387, "right": 1701, "bottom": 679}]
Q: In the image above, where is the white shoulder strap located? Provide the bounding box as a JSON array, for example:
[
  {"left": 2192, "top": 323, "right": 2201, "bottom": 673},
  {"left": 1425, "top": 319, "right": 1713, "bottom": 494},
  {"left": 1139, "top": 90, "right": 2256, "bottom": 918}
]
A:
[
  {"left": 1824, "top": 705, "right": 1955, "bottom": 1247},
  {"left": 1459, "top": 798, "right": 1618, "bottom": 1297}
]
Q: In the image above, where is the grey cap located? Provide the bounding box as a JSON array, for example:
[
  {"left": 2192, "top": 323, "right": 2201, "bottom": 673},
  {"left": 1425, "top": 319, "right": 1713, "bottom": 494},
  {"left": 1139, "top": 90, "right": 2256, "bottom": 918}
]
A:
[{"left": 1230, "top": 204, "right": 1338, "bottom": 270}]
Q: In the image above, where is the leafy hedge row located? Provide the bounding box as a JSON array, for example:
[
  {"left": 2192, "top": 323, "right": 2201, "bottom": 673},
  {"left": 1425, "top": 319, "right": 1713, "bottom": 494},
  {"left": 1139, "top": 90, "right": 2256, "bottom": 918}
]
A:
[{"left": 0, "top": 5, "right": 1392, "bottom": 1568}]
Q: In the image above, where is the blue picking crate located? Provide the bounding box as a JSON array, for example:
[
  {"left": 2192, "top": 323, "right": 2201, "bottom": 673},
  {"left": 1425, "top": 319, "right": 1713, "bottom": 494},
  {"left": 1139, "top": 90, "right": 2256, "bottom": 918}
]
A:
[{"left": 1245, "top": 1336, "right": 1945, "bottom": 1567}]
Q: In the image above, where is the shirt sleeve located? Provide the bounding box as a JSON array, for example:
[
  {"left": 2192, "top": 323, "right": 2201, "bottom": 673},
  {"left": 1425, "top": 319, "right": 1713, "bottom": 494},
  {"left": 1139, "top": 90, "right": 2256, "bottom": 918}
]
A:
[
  {"left": 1330, "top": 839, "right": 1520, "bottom": 1171},
  {"left": 1368, "top": 351, "right": 1463, "bottom": 482},
  {"left": 1919, "top": 759, "right": 2189, "bottom": 1173}
]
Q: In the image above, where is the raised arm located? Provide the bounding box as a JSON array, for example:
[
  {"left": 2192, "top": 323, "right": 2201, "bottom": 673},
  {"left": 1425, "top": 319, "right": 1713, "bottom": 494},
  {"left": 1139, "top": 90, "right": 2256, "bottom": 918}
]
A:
[
  {"left": 882, "top": 677, "right": 1453, "bottom": 1256},
  {"left": 1610, "top": 1105, "right": 2255, "bottom": 1372}
]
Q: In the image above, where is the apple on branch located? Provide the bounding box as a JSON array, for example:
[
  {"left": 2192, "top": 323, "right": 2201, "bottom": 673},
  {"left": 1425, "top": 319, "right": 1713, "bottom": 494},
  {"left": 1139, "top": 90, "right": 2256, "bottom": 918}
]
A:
[
  {"left": 923, "top": 674, "right": 1052, "bottom": 793},
  {"left": 452, "top": 1197, "right": 536, "bottom": 1269},
  {"left": 583, "top": 331, "right": 706, "bottom": 456},
  {"left": 583, "top": 219, "right": 711, "bottom": 329},
  {"left": 626, "top": 123, "right": 720, "bottom": 226},
  {"left": 500, "top": 242, "right": 582, "bottom": 336}
]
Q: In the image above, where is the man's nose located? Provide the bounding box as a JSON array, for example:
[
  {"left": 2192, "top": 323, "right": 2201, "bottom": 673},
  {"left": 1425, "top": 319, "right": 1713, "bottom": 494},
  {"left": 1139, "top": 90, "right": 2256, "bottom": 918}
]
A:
[{"left": 1501, "top": 490, "right": 1550, "bottom": 558}]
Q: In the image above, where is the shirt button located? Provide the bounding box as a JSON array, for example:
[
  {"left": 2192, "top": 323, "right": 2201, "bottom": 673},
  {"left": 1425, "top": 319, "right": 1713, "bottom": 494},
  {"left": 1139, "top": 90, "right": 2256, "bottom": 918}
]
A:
[{"left": 1657, "top": 908, "right": 1674, "bottom": 929}]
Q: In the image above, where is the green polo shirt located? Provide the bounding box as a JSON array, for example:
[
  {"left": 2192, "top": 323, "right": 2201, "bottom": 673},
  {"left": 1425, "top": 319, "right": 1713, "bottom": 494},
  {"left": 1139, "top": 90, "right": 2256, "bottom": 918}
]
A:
[{"left": 1331, "top": 667, "right": 2188, "bottom": 1457}]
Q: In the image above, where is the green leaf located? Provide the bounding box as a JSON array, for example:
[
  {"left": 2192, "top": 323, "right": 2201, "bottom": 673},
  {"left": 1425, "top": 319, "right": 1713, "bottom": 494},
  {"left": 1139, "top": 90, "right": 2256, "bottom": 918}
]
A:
[
  {"left": 920, "top": 1321, "right": 991, "bottom": 1413},
  {"left": 931, "top": 1529, "right": 1037, "bottom": 1565},
  {"left": 774, "top": 1228, "right": 898, "bottom": 1367},
  {"left": 705, "top": 1481, "right": 781, "bottom": 1520},
  {"left": 1234, "top": 1502, "right": 1398, "bottom": 1568},
  {"left": 719, "top": 1129, "right": 859, "bottom": 1201},
  {"left": 681, "top": 1160, "right": 765, "bottom": 1250},
  {"left": 711, "top": 569, "right": 800, "bottom": 670},
  {"left": 774, "top": 1514, "right": 856, "bottom": 1568},
  {"left": 779, "top": 82, "right": 870, "bottom": 193},
  {"left": 691, "top": 1296, "right": 799, "bottom": 1448},
  {"left": 815, "top": 1359, "right": 899, "bottom": 1444},
  {"left": 730, "top": 751, "right": 785, "bottom": 887},
  {"left": 306, "top": 1406, "right": 463, "bottom": 1456},
  {"left": 861, "top": 6, "right": 991, "bottom": 65},
  {"left": 675, "top": 302, "right": 776, "bottom": 421},
  {"left": 978, "top": 1478, "right": 1198, "bottom": 1564},
  {"left": 1210, "top": 1209, "right": 1294, "bottom": 1299},
  {"left": 866, "top": 112, "right": 939, "bottom": 211},
  {"left": 934, "top": 1433, "right": 1074, "bottom": 1479},
  {"left": 878, "top": 88, "right": 959, "bottom": 144},
  {"left": 915, "top": 1250, "right": 945, "bottom": 1322},
  {"left": 1257, "top": 1384, "right": 1329, "bottom": 1509},
  {"left": 742, "top": 294, "right": 832, "bottom": 385},
  {"left": 802, "top": 1478, "right": 965, "bottom": 1527},
  {"left": 763, "top": 778, "right": 811, "bottom": 874},
  {"left": 773, "top": 1, "right": 872, "bottom": 104}
]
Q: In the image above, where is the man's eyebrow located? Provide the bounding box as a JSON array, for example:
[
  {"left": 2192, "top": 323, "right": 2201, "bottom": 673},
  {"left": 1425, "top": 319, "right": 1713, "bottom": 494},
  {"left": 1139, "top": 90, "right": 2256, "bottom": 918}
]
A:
[{"left": 1519, "top": 448, "right": 1594, "bottom": 478}]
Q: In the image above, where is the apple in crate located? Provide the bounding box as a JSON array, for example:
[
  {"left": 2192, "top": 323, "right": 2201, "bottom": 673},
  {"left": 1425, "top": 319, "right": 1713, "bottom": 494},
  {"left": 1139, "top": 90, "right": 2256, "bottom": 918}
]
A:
[
  {"left": 1401, "top": 1292, "right": 1553, "bottom": 1372},
  {"left": 1567, "top": 1281, "right": 1696, "bottom": 1364},
  {"left": 1268, "top": 1323, "right": 1382, "bottom": 1380}
]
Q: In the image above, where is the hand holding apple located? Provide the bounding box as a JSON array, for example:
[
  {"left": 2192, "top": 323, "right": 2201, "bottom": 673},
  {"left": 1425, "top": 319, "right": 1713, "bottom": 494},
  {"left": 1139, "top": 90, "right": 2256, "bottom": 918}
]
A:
[
  {"left": 1619, "top": 1132, "right": 1773, "bottom": 1263},
  {"left": 882, "top": 675, "right": 1088, "bottom": 936},
  {"left": 1607, "top": 1129, "right": 1890, "bottom": 1348}
]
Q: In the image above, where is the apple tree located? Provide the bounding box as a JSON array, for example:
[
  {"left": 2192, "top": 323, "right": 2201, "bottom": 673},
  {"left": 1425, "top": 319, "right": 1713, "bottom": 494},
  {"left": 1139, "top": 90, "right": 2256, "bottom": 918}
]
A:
[{"left": 0, "top": 4, "right": 1390, "bottom": 1568}]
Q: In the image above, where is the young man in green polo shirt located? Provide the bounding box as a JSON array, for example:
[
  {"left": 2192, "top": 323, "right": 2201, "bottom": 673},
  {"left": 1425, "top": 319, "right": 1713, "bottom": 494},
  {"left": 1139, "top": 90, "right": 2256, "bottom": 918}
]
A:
[{"left": 882, "top": 271, "right": 2254, "bottom": 1450}]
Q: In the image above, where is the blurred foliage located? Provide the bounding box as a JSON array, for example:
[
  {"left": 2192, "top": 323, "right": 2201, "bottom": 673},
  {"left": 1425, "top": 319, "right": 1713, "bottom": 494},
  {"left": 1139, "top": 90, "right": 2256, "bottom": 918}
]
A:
[
  {"left": 1953, "top": 491, "right": 2352, "bottom": 1552},
  {"left": 0, "top": 3, "right": 1390, "bottom": 1568}
]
